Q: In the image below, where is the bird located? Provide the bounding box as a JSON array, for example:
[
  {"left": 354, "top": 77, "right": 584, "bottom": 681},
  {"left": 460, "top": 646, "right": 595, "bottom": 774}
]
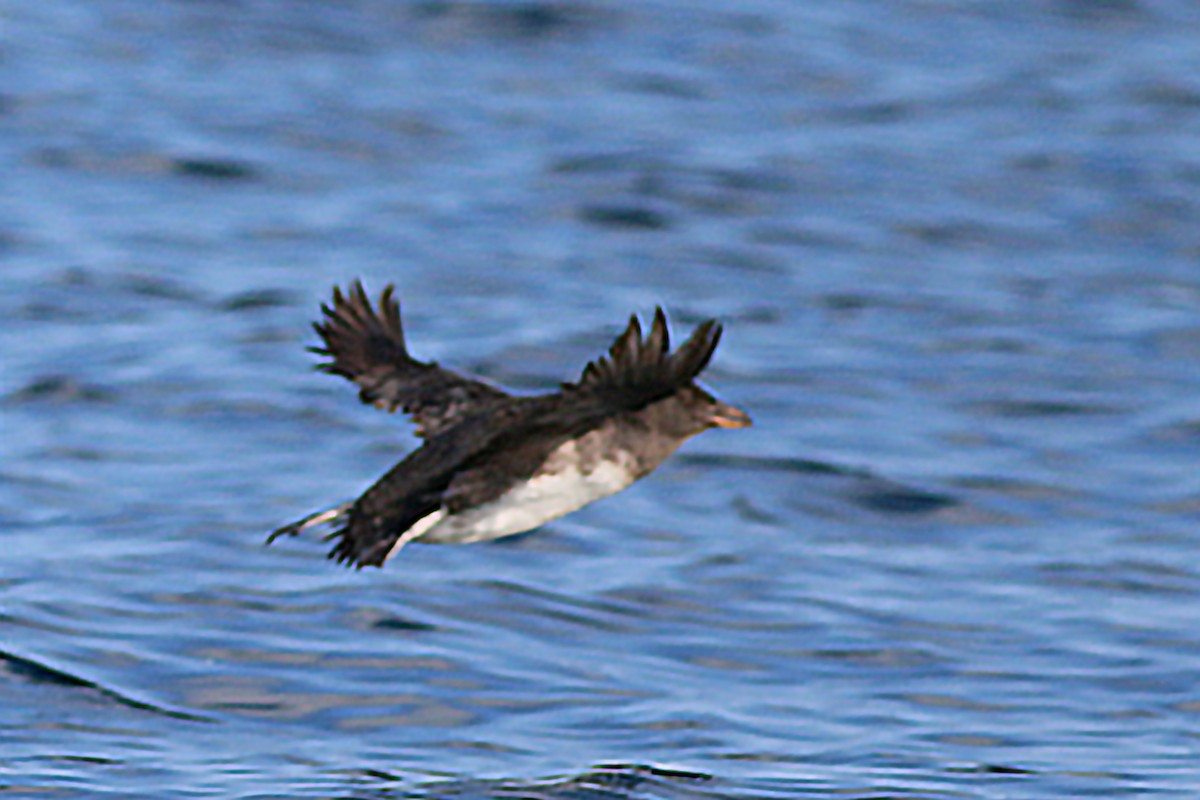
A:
[{"left": 267, "top": 281, "right": 751, "bottom": 568}]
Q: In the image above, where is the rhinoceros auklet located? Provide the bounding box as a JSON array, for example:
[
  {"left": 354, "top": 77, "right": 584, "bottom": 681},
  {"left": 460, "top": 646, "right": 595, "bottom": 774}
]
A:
[{"left": 267, "top": 281, "right": 751, "bottom": 568}]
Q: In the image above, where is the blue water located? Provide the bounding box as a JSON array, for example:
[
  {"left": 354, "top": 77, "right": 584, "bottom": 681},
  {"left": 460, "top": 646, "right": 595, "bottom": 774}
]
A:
[{"left": 5, "top": 1, "right": 1200, "bottom": 797}]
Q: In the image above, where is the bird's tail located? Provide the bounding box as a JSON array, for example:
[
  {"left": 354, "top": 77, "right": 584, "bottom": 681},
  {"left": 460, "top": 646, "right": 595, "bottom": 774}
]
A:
[{"left": 266, "top": 502, "right": 353, "bottom": 545}]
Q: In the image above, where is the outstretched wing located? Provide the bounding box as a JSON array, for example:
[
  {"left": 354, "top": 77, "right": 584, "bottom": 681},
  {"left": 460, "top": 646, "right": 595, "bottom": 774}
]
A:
[
  {"left": 562, "top": 307, "right": 722, "bottom": 413},
  {"left": 312, "top": 281, "right": 511, "bottom": 437}
]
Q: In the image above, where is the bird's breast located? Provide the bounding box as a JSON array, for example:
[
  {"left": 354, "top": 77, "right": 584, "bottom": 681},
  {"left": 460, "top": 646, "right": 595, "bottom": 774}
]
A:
[{"left": 418, "top": 448, "right": 639, "bottom": 545}]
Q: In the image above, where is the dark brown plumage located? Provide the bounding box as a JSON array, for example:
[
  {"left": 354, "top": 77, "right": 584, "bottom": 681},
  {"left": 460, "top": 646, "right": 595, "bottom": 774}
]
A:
[{"left": 268, "top": 281, "right": 751, "bottom": 568}]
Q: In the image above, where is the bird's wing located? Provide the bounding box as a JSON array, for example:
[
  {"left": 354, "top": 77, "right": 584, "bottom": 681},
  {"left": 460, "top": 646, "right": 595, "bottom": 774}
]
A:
[
  {"left": 561, "top": 307, "right": 723, "bottom": 413},
  {"left": 312, "top": 281, "right": 511, "bottom": 438},
  {"left": 325, "top": 417, "right": 498, "bottom": 567},
  {"left": 326, "top": 449, "right": 447, "bottom": 568},
  {"left": 325, "top": 402, "right": 542, "bottom": 568}
]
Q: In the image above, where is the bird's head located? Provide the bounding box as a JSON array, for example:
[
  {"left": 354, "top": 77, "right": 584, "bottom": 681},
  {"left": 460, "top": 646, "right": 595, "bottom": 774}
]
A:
[{"left": 648, "top": 384, "right": 752, "bottom": 439}]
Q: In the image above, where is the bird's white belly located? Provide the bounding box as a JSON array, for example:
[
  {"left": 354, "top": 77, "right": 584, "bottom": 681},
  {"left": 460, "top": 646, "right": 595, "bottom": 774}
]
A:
[{"left": 419, "top": 458, "right": 636, "bottom": 545}]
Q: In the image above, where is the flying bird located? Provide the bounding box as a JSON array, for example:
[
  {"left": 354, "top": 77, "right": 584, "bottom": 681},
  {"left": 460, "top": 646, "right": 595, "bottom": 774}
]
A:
[{"left": 268, "top": 281, "right": 751, "bottom": 568}]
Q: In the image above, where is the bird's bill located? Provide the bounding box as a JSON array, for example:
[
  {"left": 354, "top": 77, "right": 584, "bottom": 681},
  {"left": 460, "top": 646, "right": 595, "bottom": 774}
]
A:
[{"left": 710, "top": 402, "right": 752, "bottom": 428}]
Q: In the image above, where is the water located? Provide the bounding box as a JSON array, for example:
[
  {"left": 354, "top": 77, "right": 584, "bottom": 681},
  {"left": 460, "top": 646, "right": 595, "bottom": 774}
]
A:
[{"left": 5, "top": 0, "right": 1200, "bottom": 797}]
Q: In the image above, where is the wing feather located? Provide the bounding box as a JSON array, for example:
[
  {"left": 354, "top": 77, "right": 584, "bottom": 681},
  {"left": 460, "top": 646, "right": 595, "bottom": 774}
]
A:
[
  {"left": 312, "top": 281, "right": 510, "bottom": 437},
  {"left": 563, "top": 307, "right": 722, "bottom": 412}
]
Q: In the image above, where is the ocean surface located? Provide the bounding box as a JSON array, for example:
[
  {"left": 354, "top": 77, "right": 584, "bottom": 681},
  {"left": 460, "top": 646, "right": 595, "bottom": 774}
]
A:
[{"left": 5, "top": 1, "right": 1200, "bottom": 797}]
